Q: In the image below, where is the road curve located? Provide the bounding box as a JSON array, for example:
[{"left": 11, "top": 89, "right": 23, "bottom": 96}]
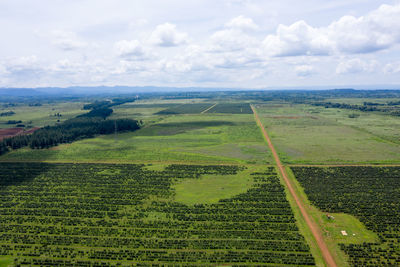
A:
[{"left": 251, "top": 105, "right": 337, "bottom": 267}]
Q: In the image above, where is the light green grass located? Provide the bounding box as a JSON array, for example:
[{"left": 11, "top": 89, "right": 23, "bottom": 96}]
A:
[
  {"left": 305, "top": 105, "right": 400, "bottom": 144},
  {"left": 173, "top": 166, "right": 259, "bottom": 205},
  {"left": 0, "top": 256, "right": 13, "bottom": 267},
  {"left": 0, "top": 113, "right": 273, "bottom": 164},
  {"left": 255, "top": 103, "right": 400, "bottom": 164},
  {"left": 0, "top": 102, "right": 86, "bottom": 128},
  {"left": 319, "top": 213, "right": 378, "bottom": 245}
]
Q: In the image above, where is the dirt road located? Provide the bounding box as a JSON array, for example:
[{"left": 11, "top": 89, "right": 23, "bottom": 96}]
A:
[
  {"left": 201, "top": 103, "right": 217, "bottom": 114},
  {"left": 251, "top": 105, "right": 337, "bottom": 267}
]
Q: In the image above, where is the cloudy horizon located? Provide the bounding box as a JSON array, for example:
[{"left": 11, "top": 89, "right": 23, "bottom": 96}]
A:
[{"left": 1, "top": 0, "right": 400, "bottom": 89}]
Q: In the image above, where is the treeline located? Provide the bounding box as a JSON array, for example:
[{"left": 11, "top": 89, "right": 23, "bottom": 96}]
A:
[
  {"left": 83, "top": 97, "right": 137, "bottom": 110},
  {"left": 0, "top": 117, "right": 140, "bottom": 154},
  {"left": 311, "top": 101, "right": 400, "bottom": 116},
  {"left": 78, "top": 107, "right": 113, "bottom": 119},
  {"left": 0, "top": 111, "right": 15, "bottom": 116}
]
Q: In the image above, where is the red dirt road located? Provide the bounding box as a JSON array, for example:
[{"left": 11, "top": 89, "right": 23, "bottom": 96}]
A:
[{"left": 251, "top": 105, "right": 337, "bottom": 267}]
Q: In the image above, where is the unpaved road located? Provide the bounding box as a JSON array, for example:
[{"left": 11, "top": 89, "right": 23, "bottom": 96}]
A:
[
  {"left": 251, "top": 105, "right": 337, "bottom": 267},
  {"left": 201, "top": 103, "right": 217, "bottom": 114}
]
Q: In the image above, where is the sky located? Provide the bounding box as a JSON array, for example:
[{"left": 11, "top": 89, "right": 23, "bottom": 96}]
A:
[{"left": 1, "top": 0, "right": 400, "bottom": 89}]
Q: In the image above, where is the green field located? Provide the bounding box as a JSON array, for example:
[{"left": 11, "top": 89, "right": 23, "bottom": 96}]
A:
[
  {"left": 255, "top": 103, "right": 400, "bottom": 164},
  {"left": 0, "top": 102, "right": 87, "bottom": 129},
  {"left": 0, "top": 112, "right": 272, "bottom": 164}
]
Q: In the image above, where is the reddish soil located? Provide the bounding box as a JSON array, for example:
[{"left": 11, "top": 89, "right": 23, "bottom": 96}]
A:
[
  {"left": 251, "top": 105, "right": 337, "bottom": 267},
  {"left": 0, "top": 127, "right": 40, "bottom": 141}
]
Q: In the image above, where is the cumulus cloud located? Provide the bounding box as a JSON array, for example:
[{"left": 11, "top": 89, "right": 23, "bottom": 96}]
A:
[
  {"left": 295, "top": 65, "right": 315, "bottom": 77},
  {"left": 209, "top": 28, "right": 257, "bottom": 52},
  {"left": 336, "top": 58, "right": 377, "bottom": 74},
  {"left": 114, "top": 40, "right": 151, "bottom": 60},
  {"left": 263, "top": 20, "right": 332, "bottom": 57},
  {"left": 51, "top": 30, "right": 87, "bottom": 50},
  {"left": 149, "top": 23, "right": 188, "bottom": 47},
  {"left": 263, "top": 3, "right": 400, "bottom": 57},
  {"left": 225, "top": 15, "right": 259, "bottom": 31}
]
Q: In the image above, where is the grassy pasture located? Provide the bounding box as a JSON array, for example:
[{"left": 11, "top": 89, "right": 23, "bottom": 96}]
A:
[
  {"left": 303, "top": 105, "right": 400, "bottom": 144},
  {"left": 173, "top": 165, "right": 259, "bottom": 205},
  {"left": 0, "top": 102, "right": 86, "bottom": 129},
  {"left": 255, "top": 103, "right": 400, "bottom": 164}
]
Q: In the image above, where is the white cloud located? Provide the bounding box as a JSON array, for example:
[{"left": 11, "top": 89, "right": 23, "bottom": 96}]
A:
[
  {"left": 114, "top": 40, "right": 151, "bottom": 60},
  {"left": 295, "top": 65, "right": 315, "bottom": 77},
  {"left": 7, "top": 55, "right": 41, "bottom": 72},
  {"left": 149, "top": 23, "right": 188, "bottom": 47},
  {"left": 209, "top": 28, "right": 257, "bottom": 52},
  {"left": 384, "top": 62, "right": 400, "bottom": 74},
  {"left": 225, "top": 15, "right": 259, "bottom": 31},
  {"left": 263, "top": 20, "right": 332, "bottom": 57},
  {"left": 51, "top": 30, "right": 87, "bottom": 50},
  {"left": 0, "top": 63, "right": 10, "bottom": 76},
  {"left": 336, "top": 58, "right": 377, "bottom": 74},
  {"left": 263, "top": 3, "right": 400, "bottom": 57}
]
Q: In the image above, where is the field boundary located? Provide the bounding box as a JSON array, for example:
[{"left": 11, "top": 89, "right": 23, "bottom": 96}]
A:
[{"left": 251, "top": 105, "right": 337, "bottom": 267}]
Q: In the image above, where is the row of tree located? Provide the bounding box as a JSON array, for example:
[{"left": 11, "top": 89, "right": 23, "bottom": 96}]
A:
[{"left": 0, "top": 117, "right": 140, "bottom": 153}]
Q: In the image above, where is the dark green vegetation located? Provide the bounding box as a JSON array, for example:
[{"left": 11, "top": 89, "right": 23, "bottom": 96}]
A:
[
  {"left": 206, "top": 103, "right": 253, "bottom": 114},
  {"left": 0, "top": 111, "right": 15, "bottom": 117},
  {"left": 291, "top": 167, "right": 400, "bottom": 266},
  {"left": 155, "top": 103, "right": 214, "bottom": 114},
  {"left": 82, "top": 97, "right": 137, "bottom": 110},
  {"left": 311, "top": 101, "right": 400, "bottom": 116},
  {"left": 0, "top": 163, "right": 314, "bottom": 266}
]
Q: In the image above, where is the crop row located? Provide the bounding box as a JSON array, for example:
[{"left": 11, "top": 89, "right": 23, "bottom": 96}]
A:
[
  {"left": 205, "top": 103, "right": 253, "bottom": 114},
  {"left": 0, "top": 163, "right": 315, "bottom": 265},
  {"left": 291, "top": 166, "right": 400, "bottom": 267},
  {"left": 155, "top": 103, "right": 214, "bottom": 114}
]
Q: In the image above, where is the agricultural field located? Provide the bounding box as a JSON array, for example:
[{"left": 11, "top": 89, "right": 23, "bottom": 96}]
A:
[
  {"left": 205, "top": 103, "right": 253, "bottom": 114},
  {"left": 155, "top": 103, "right": 214, "bottom": 114},
  {"left": 254, "top": 103, "right": 400, "bottom": 164},
  {"left": 0, "top": 112, "right": 272, "bottom": 164},
  {"left": 0, "top": 163, "right": 315, "bottom": 266},
  {"left": 291, "top": 166, "right": 400, "bottom": 266}
]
